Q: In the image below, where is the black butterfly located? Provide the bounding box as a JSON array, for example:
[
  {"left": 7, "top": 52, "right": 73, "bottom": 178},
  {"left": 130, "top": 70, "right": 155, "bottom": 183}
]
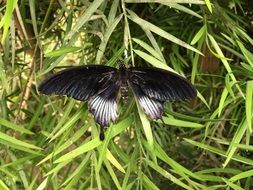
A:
[{"left": 38, "top": 61, "right": 196, "bottom": 140}]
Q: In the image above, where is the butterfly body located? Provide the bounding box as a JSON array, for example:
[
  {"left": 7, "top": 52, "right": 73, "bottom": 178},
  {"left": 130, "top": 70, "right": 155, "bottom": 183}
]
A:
[
  {"left": 118, "top": 62, "right": 129, "bottom": 104},
  {"left": 38, "top": 61, "right": 196, "bottom": 140}
]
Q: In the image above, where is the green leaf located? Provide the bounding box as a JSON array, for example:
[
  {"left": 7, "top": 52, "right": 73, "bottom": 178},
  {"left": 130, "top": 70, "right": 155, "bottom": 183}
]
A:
[
  {"left": 0, "top": 179, "right": 9, "bottom": 190},
  {"left": 104, "top": 159, "right": 123, "bottom": 190},
  {"left": 185, "top": 138, "right": 253, "bottom": 166},
  {"left": 246, "top": 80, "right": 253, "bottom": 133},
  {"left": 236, "top": 40, "right": 253, "bottom": 67},
  {"left": 230, "top": 169, "right": 253, "bottom": 182},
  {"left": 0, "top": 138, "right": 42, "bottom": 155},
  {"left": 106, "top": 149, "right": 126, "bottom": 173},
  {"left": 142, "top": 173, "right": 159, "bottom": 190},
  {"left": 37, "top": 125, "right": 88, "bottom": 165},
  {"left": 45, "top": 47, "right": 82, "bottom": 57},
  {"left": 49, "top": 105, "right": 84, "bottom": 141},
  {"left": 0, "top": 0, "right": 18, "bottom": 44},
  {"left": 208, "top": 34, "right": 244, "bottom": 98},
  {"left": 162, "top": 2, "right": 203, "bottom": 19},
  {"left": 0, "top": 131, "right": 41, "bottom": 150},
  {"left": 128, "top": 10, "right": 203, "bottom": 55},
  {"left": 132, "top": 38, "right": 163, "bottom": 62},
  {"left": 96, "top": 14, "right": 123, "bottom": 64},
  {"left": 154, "top": 142, "right": 203, "bottom": 181},
  {"left": 0, "top": 118, "right": 33, "bottom": 134},
  {"left": 224, "top": 118, "right": 248, "bottom": 167},
  {"left": 97, "top": 126, "right": 113, "bottom": 172},
  {"left": 145, "top": 159, "right": 194, "bottom": 190},
  {"left": 222, "top": 178, "right": 244, "bottom": 190},
  {"left": 61, "top": 152, "right": 91, "bottom": 186},
  {"left": 36, "top": 177, "right": 48, "bottom": 190},
  {"left": 54, "top": 117, "right": 132, "bottom": 163},
  {"left": 218, "top": 87, "right": 229, "bottom": 117},
  {"left": 204, "top": 0, "right": 212, "bottom": 13},
  {"left": 133, "top": 49, "right": 173, "bottom": 71},
  {"left": 162, "top": 116, "right": 203, "bottom": 128},
  {"left": 54, "top": 138, "right": 102, "bottom": 163},
  {"left": 65, "top": 0, "right": 105, "bottom": 39},
  {"left": 191, "top": 25, "right": 206, "bottom": 45},
  {"left": 136, "top": 102, "right": 154, "bottom": 153}
]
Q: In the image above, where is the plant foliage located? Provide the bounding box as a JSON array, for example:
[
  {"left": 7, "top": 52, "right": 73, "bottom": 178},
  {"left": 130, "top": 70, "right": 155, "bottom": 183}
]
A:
[{"left": 0, "top": 0, "right": 253, "bottom": 189}]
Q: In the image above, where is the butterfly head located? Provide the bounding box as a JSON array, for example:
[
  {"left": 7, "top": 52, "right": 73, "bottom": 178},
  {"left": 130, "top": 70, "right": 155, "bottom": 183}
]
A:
[{"left": 118, "top": 60, "right": 126, "bottom": 70}]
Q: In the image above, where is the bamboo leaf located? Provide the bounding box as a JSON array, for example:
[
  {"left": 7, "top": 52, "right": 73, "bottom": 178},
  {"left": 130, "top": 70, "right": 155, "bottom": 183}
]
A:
[{"left": 128, "top": 10, "right": 203, "bottom": 55}]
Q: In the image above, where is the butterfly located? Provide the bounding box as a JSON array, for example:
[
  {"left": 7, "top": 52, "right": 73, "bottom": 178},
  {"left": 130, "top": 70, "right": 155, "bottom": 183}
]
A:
[{"left": 38, "top": 61, "right": 197, "bottom": 140}]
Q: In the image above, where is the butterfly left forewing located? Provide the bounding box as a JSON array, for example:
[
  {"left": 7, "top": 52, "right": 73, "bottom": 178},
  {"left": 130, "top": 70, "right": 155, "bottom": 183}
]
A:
[{"left": 38, "top": 65, "right": 117, "bottom": 101}]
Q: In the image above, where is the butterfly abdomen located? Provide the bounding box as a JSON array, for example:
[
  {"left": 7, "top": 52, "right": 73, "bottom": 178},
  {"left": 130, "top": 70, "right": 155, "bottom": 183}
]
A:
[
  {"left": 120, "top": 82, "right": 129, "bottom": 104},
  {"left": 119, "top": 63, "right": 129, "bottom": 104}
]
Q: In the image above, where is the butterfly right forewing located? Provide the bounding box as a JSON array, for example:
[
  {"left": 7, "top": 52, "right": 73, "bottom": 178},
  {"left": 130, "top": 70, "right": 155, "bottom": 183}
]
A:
[
  {"left": 129, "top": 67, "right": 197, "bottom": 101},
  {"left": 128, "top": 67, "right": 197, "bottom": 120}
]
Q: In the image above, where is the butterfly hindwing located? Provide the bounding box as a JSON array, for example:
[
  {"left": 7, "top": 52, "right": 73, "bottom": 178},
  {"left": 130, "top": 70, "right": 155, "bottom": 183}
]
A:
[
  {"left": 130, "top": 82, "right": 164, "bottom": 120},
  {"left": 88, "top": 76, "right": 121, "bottom": 139}
]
